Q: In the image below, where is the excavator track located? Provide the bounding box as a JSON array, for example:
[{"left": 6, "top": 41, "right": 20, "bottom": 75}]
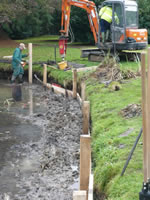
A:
[{"left": 81, "top": 48, "right": 141, "bottom": 62}]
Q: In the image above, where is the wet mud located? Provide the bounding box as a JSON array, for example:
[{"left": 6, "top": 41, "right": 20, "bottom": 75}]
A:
[{"left": 0, "top": 82, "right": 82, "bottom": 200}]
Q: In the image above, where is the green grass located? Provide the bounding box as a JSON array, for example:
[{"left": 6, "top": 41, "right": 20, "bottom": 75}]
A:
[
  {"left": 86, "top": 77, "right": 143, "bottom": 199},
  {"left": 0, "top": 35, "right": 145, "bottom": 199},
  {"left": 120, "top": 61, "right": 141, "bottom": 72},
  {"left": 0, "top": 36, "right": 98, "bottom": 66}
]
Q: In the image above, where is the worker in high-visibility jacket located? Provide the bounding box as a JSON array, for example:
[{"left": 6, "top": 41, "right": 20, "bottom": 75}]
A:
[{"left": 99, "top": 5, "right": 119, "bottom": 43}]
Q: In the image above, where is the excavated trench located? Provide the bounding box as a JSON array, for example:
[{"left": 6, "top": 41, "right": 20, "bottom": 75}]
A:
[{"left": 0, "top": 81, "right": 82, "bottom": 200}]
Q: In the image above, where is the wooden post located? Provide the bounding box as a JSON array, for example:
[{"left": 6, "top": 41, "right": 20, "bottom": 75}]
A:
[
  {"left": 54, "top": 45, "right": 57, "bottom": 63},
  {"left": 141, "top": 52, "right": 148, "bottom": 182},
  {"left": 63, "top": 80, "right": 67, "bottom": 89},
  {"left": 73, "top": 69, "right": 77, "bottom": 98},
  {"left": 43, "top": 64, "right": 47, "bottom": 85},
  {"left": 81, "top": 82, "right": 86, "bottom": 102},
  {"left": 29, "top": 89, "right": 33, "bottom": 115},
  {"left": 147, "top": 48, "right": 150, "bottom": 179},
  {"left": 28, "top": 43, "right": 32, "bottom": 84},
  {"left": 88, "top": 174, "right": 94, "bottom": 200},
  {"left": 83, "top": 101, "right": 90, "bottom": 135},
  {"left": 73, "top": 191, "right": 86, "bottom": 200},
  {"left": 80, "top": 135, "right": 91, "bottom": 192}
]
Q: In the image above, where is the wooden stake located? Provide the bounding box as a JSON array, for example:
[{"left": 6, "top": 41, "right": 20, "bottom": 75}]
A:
[
  {"left": 29, "top": 89, "right": 33, "bottom": 115},
  {"left": 83, "top": 101, "right": 90, "bottom": 134},
  {"left": 81, "top": 82, "right": 86, "bottom": 102},
  {"left": 73, "top": 191, "right": 86, "bottom": 200},
  {"left": 147, "top": 48, "right": 150, "bottom": 179},
  {"left": 28, "top": 43, "right": 32, "bottom": 84},
  {"left": 43, "top": 64, "right": 47, "bottom": 85},
  {"left": 73, "top": 69, "right": 77, "bottom": 98},
  {"left": 80, "top": 135, "right": 91, "bottom": 191},
  {"left": 88, "top": 174, "right": 94, "bottom": 200},
  {"left": 76, "top": 66, "right": 98, "bottom": 72},
  {"left": 141, "top": 52, "right": 148, "bottom": 182}
]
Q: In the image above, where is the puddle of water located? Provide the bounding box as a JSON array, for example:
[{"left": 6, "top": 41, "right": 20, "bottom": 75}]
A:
[
  {"left": 0, "top": 82, "right": 47, "bottom": 116},
  {"left": 70, "top": 178, "right": 79, "bottom": 190},
  {"left": 0, "top": 82, "right": 45, "bottom": 198}
]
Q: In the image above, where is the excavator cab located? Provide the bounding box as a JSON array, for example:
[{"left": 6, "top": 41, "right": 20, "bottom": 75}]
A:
[{"left": 98, "top": 0, "right": 147, "bottom": 51}]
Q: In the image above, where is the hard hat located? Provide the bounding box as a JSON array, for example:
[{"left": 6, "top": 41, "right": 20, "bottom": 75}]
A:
[{"left": 19, "top": 43, "right": 26, "bottom": 49}]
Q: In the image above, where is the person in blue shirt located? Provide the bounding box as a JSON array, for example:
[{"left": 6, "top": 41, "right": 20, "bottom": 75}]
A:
[{"left": 11, "top": 43, "right": 28, "bottom": 83}]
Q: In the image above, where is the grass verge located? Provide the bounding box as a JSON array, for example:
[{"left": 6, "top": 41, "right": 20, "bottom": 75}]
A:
[{"left": 85, "top": 74, "right": 143, "bottom": 199}]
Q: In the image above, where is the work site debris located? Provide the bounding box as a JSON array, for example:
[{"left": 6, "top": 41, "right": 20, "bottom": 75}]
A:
[
  {"left": 92, "top": 57, "right": 123, "bottom": 83},
  {"left": 91, "top": 56, "right": 140, "bottom": 84},
  {"left": 119, "top": 104, "right": 142, "bottom": 119},
  {"left": 122, "top": 69, "right": 141, "bottom": 79}
]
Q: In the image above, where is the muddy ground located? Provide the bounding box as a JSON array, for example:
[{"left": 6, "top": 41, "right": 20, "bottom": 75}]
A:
[
  {"left": 0, "top": 29, "right": 19, "bottom": 48},
  {"left": 0, "top": 83, "right": 82, "bottom": 200}
]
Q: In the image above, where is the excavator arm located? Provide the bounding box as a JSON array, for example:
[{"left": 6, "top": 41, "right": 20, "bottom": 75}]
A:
[{"left": 60, "top": 0, "right": 99, "bottom": 44}]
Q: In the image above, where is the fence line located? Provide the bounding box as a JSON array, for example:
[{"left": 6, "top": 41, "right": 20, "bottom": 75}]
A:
[
  {"left": 40, "top": 60, "right": 93, "bottom": 200},
  {"left": 73, "top": 71, "right": 93, "bottom": 200}
]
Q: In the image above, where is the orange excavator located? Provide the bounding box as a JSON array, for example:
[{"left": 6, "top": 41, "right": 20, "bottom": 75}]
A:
[{"left": 59, "top": 0, "right": 148, "bottom": 61}]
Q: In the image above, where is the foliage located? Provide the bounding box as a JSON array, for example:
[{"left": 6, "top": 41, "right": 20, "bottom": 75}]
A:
[
  {"left": 0, "top": 0, "right": 27, "bottom": 24},
  {"left": 50, "top": 9, "right": 62, "bottom": 35},
  {"left": 3, "top": 10, "right": 53, "bottom": 39},
  {"left": 1, "top": 0, "right": 61, "bottom": 39},
  {"left": 69, "top": 7, "right": 93, "bottom": 43},
  {"left": 138, "top": 0, "right": 150, "bottom": 43}
]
